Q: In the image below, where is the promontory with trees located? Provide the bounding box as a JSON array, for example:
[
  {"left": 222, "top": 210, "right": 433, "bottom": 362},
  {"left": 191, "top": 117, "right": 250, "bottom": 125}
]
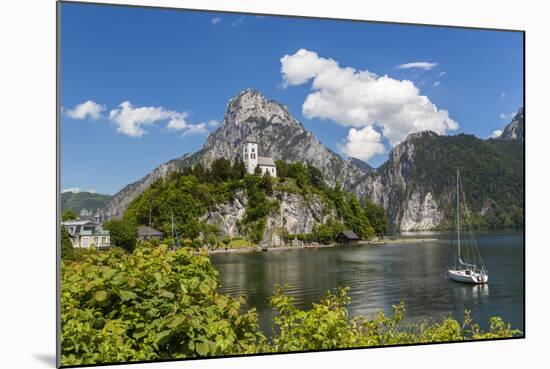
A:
[{"left": 122, "top": 158, "right": 388, "bottom": 250}]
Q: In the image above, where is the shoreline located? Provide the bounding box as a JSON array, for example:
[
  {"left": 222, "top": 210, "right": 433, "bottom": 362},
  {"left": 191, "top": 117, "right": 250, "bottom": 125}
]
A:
[{"left": 206, "top": 237, "right": 439, "bottom": 254}]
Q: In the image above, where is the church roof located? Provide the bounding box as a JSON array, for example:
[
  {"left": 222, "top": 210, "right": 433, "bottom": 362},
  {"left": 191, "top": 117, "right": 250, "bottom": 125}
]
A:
[
  {"left": 243, "top": 137, "right": 257, "bottom": 144},
  {"left": 258, "top": 156, "right": 276, "bottom": 167}
]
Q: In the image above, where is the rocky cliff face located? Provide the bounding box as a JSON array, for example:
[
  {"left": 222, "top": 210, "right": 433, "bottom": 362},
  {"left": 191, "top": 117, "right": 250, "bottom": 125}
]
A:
[
  {"left": 499, "top": 108, "right": 524, "bottom": 141},
  {"left": 199, "top": 190, "right": 333, "bottom": 246},
  {"left": 350, "top": 131, "right": 445, "bottom": 231}
]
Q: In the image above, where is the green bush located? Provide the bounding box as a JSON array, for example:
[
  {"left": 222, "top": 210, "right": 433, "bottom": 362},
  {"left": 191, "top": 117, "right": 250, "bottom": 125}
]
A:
[
  {"left": 61, "top": 209, "right": 78, "bottom": 221},
  {"left": 206, "top": 235, "right": 218, "bottom": 248},
  {"left": 269, "top": 285, "right": 521, "bottom": 352},
  {"left": 103, "top": 219, "right": 138, "bottom": 253},
  {"left": 60, "top": 244, "right": 265, "bottom": 366},
  {"left": 192, "top": 237, "right": 203, "bottom": 248}
]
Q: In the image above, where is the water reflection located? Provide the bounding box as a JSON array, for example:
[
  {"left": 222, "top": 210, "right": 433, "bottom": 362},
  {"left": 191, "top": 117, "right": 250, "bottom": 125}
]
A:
[{"left": 212, "top": 231, "right": 523, "bottom": 336}]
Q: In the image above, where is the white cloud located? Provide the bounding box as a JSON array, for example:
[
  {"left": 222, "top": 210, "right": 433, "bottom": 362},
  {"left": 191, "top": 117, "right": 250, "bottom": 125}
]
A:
[
  {"left": 65, "top": 100, "right": 105, "bottom": 120},
  {"left": 232, "top": 16, "right": 245, "bottom": 27},
  {"left": 340, "top": 126, "right": 386, "bottom": 161},
  {"left": 108, "top": 101, "right": 208, "bottom": 137},
  {"left": 211, "top": 17, "right": 222, "bottom": 25},
  {"left": 62, "top": 188, "right": 80, "bottom": 193},
  {"left": 207, "top": 119, "right": 221, "bottom": 128},
  {"left": 432, "top": 81, "right": 441, "bottom": 87},
  {"left": 437, "top": 71, "right": 447, "bottom": 77},
  {"left": 280, "top": 49, "right": 458, "bottom": 146},
  {"left": 500, "top": 112, "right": 514, "bottom": 120},
  {"left": 490, "top": 129, "right": 503, "bottom": 138},
  {"left": 397, "top": 61, "right": 438, "bottom": 70}
]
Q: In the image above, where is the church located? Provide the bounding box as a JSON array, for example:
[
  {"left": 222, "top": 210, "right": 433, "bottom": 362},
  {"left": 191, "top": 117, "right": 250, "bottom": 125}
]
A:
[{"left": 242, "top": 138, "right": 277, "bottom": 177}]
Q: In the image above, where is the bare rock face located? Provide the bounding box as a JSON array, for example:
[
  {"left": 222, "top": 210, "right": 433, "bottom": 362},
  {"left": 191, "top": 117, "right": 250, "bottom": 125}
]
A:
[
  {"left": 199, "top": 191, "right": 247, "bottom": 237},
  {"left": 199, "top": 190, "right": 333, "bottom": 246},
  {"left": 400, "top": 192, "right": 444, "bottom": 231},
  {"left": 261, "top": 192, "right": 333, "bottom": 246},
  {"left": 498, "top": 108, "right": 524, "bottom": 141}
]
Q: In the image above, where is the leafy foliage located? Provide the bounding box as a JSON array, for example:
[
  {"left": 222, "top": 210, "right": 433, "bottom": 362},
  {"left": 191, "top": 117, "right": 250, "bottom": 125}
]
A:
[
  {"left": 61, "top": 226, "right": 74, "bottom": 259},
  {"left": 124, "top": 159, "right": 246, "bottom": 243},
  {"left": 269, "top": 285, "right": 521, "bottom": 351},
  {"left": 61, "top": 209, "right": 78, "bottom": 221},
  {"left": 103, "top": 219, "right": 138, "bottom": 253},
  {"left": 60, "top": 244, "right": 265, "bottom": 366}
]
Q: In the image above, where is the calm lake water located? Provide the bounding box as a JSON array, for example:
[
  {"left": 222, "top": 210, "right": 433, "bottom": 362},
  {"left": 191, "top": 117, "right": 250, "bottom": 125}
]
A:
[{"left": 211, "top": 231, "right": 524, "bottom": 336}]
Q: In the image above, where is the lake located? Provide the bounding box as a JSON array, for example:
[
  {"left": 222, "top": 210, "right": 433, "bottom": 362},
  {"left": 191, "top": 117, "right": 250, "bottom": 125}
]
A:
[{"left": 211, "top": 231, "right": 524, "bottom": 336}]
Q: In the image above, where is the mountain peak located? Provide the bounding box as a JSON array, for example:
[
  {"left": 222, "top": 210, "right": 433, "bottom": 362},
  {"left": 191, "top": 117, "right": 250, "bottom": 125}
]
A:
[{"left": 222, "top": 89, "right": 298, "bottom": 127}]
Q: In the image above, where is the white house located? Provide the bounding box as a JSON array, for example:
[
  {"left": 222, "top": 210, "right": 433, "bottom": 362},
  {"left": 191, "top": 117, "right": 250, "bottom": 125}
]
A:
[
  {"left": 242, "top": 138, "right": 277, "bottom": 176},
  {"left": 62, "top": 220, "right": 110, "bottom": 249}
]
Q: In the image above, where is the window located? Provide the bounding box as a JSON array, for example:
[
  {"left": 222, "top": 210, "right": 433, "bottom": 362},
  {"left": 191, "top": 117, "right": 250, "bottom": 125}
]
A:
[
  {"left": 102, "top": 236, "right": 108, "bottom": 245},
  {"left": 69, "top": 226, "right": 74, "bottom": 233},
  {"left": 93, "top": 237, "right": 98, "bottom": 245},
  {"left": 82, "top": 237, "right": 89, "bottom": 248}
]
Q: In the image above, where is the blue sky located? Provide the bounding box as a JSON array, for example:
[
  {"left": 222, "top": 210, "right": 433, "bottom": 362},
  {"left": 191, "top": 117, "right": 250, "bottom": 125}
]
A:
[{"left": 60, "top": 3, "right": 523, "bottom": 195}]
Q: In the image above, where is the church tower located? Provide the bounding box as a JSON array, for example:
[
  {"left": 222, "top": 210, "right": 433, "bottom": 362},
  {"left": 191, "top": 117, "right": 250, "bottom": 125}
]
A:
[{"left": 243, "top": 138, "right": 258, "bottom": 174}]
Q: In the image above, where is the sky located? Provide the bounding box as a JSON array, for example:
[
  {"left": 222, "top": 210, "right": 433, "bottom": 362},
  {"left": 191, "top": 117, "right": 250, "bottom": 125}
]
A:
[{"left": 60, "top": 2, "right": 524, "bottom": 195}]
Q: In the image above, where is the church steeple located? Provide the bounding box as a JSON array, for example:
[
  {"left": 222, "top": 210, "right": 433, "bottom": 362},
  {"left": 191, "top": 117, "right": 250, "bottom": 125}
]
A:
[{"left": 243, "top": 139, "right": 258, "bottom": 174}]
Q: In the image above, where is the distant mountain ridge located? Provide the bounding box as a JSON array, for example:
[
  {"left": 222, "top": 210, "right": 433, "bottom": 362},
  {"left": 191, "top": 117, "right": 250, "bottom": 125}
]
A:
[
  {"left": 62, "top": 191, "right": 112, "bottom": 214},
  {"left": 102, "top": 89, "right": 524, "bottom": 231}
]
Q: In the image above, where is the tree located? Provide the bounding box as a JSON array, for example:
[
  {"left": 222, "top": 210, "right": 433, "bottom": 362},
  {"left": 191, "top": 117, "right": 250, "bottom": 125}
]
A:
[
  {"left": 211, "top": 158, "right": 233, "bottom": 183},
  {"left": 103, "top": 219, "right": 138, "bottom": 253},
  {"left": 206, "top": 235, "right": 218, "bottom": 248},
  {"left": 260, "top": 171, "right": 273, "bottom": 194},
  {"left": 254, "top": 165, "right": 262, "bottom": 176},
  {"left": 364, "top": 200, "right": 388, "bottom": 237},
  {"left": 62, "top": 209, "right": 78, "bottom": 221},
  {"left": 60, "top": 226, "right": 74, "bottom": 259},
  {"left": 192, "top": 237, "right": 203, "bottom": 249}
]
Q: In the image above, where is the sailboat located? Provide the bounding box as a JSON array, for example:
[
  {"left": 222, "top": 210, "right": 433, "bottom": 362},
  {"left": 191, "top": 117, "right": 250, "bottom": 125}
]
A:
[{"left": 447, "top": 169, "right": 488, "bottom": 284}]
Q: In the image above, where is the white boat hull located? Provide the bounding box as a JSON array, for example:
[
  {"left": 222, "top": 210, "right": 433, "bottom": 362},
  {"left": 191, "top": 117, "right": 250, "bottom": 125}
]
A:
[{"left": 448, "top": 269, "right": 488, "bottom": 284}]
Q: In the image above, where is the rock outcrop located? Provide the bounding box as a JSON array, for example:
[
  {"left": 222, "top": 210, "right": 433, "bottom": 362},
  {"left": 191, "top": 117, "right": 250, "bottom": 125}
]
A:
[{"left": 499, "top": 108, "right": 524, "bottom": 141}]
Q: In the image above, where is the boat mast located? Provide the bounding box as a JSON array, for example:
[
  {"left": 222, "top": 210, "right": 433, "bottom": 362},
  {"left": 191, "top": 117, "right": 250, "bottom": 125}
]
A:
[{"left": 456, "top": 168, "right": 460, "bottom": 262}]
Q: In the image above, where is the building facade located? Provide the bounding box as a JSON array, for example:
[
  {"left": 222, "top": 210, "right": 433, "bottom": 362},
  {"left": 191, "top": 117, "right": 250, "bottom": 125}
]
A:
[
  {"left": 62, "top": 220, "right": 111, "bottom": 249},
  {"left": 242, "top": 139, "right": 277, "bottom": 176},
  {"left": 138, "top": 225, "right": 163, "bottom": 241}
]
